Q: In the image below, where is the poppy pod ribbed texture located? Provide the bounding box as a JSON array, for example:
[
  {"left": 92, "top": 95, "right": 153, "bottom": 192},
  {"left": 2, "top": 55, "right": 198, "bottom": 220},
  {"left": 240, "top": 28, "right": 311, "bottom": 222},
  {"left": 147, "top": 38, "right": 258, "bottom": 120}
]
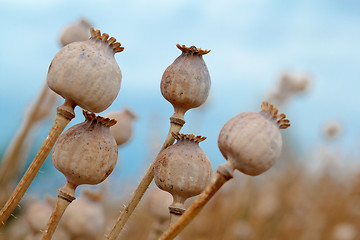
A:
[
  {"left": 154, "top": 132, "right": 212, "bottom": 211},
  {"left": 52, "top": 111, "right": 118, "bottom": 186},
  {"left": 161, "top": 44, "right": 211, "bottom": 121},
  {"left": 47, "top": 27, "right": 123, "bottom": 113},
  {"left": 218, "top": 102, "right": 290, "bottom": 176}
]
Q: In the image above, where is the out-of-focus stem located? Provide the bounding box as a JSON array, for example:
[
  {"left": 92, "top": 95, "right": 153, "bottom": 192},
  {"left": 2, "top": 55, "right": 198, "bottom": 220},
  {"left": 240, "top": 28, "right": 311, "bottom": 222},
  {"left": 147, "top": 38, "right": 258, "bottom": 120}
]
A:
[
  {"left": 147, "top": 219, "right": 168, "bottom": 240},
  {"left": 159, "top": 168, "right": 233, "bottom": 240},
  {"left": 0, "top": 83, "right": 50, "bottom": 186},
  {"left": 41, "top": 182, "right": 76, "bottom": 240},
  {"left": 0, "top": 99, "right": 76, "bottom": 227},
  {"left": 106, "top": 118, "right": 184, "bottom": 240},
  {"left": 170, "top": 212, "right": 182, "bottom": 226}
]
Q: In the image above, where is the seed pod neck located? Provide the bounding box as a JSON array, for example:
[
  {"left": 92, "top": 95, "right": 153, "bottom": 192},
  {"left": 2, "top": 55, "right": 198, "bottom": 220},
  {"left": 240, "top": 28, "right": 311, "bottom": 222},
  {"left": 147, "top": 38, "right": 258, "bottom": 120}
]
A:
[
  {"left": 89, "top": 27, "right": 124, "bottom": 54},
  {"left": 83, "top": 110, "right": 117, "bottom": 128},
  {"left": 169, "top": 195, "right": 186, "bottom": 215},
  {"left": 217, "top": 160, "right": 235, "bottom": 180},
  {"left": 260, "top": 101, "right": 290, "bottom": 129},
  {"left": 172, "top": 132, "right": 206, "bottom": 145}
]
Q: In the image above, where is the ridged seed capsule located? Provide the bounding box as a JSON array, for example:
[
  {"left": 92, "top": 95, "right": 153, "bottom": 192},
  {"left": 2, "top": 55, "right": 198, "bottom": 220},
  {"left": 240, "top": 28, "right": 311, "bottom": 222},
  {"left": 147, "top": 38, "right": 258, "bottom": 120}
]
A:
[
  {"left": 161, "top": 44, "right": 211, "bottom": 123},
  {"left": 158, "top": 102, "right": 290, "bottom": 240},
  {"left": 41, "top": 111, "right": 117, "bottom": 240},
  {"left": 154, "top": 132, "right": 212, "bottom": 224},
  {"left": 218, "top": 101, "right": 290, "bottom": 176},
  {"left": 48, "top": 27, "right": 124, "bottom": 113},
  {"left": 53, "top": 111, "right": 118, "bottom": 185}
]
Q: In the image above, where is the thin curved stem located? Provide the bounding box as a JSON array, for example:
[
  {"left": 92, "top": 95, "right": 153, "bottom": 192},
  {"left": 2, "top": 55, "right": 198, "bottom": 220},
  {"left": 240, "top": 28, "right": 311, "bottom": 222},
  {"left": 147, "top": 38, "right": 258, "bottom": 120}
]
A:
[
  {"left": 0, "top": 83, "right": 50, "bottom": 187},
  {"left": 159, "top": 171, "right": 230, "bottom": 240},
  {"left": 106, "top": 120, "right": 184, "bottom": 240},
  {"left": 41, "top": 182, "right": 76, "bottom": 240},
  {"left": 0, "top": 99, "right": 76, "bottom": 227}
]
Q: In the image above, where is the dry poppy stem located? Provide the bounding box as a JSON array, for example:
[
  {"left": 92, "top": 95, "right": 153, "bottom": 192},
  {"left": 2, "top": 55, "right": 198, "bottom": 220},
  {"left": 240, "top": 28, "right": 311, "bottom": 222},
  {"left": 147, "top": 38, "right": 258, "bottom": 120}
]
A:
[
  {"left": 159, "top": 166, "right": 233, "bottom": 240},
  {"left": 0, "top": 82, "right": 50, "bottom": 187},
  {"left": 41, "top": 182, "right": 76, "bottom": 240},
  {"left": 0, "top": 99, "right": 76, "bottom": 227},
  {"left": 106, "top": 118, "right": 184, "bottom": 240},
  {"left": 169, "top": 212, "right": 183, "bottom": 226}
]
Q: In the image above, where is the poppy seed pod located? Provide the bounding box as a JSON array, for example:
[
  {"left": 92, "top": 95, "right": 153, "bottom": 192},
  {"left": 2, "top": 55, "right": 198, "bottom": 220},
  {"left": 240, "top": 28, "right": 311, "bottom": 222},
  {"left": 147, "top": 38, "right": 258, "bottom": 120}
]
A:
[
  {"left": 52, "top": 110, "right": 118, "bottom": 186},
  {"left": 161, "top": 44, "right": 211, "bottom": 122},
  {"left": 47, "top": 27, "right": 123, "bottom": 113},
  {"left": 217, "top": 102, "right": 290, "bottom": 176},
  {"left": 105, "top": 108, "right": 136, "bottom": 146},
  {"left": 59, "top": 18, "right": 91, "bottom": 47},
  {"left": 154, "top": 132, "right": 212, "bottom": 215}
]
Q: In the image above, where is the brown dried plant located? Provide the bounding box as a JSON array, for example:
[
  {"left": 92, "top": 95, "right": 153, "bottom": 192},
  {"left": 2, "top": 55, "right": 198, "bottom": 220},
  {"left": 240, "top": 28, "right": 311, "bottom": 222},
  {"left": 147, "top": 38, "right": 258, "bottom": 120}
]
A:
[{"left": 0, "top": 27, "right": 123, "bottom": 227}]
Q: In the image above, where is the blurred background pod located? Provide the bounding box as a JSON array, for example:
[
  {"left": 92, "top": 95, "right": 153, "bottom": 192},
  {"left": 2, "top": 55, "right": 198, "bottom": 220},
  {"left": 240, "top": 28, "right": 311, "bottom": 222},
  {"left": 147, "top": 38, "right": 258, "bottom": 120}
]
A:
[
  {"left": 62, "top": 189, "right": 105, "bottom": 240},
  {"left": 105, "top": 107, "right": 137, "bottom": 146},
  {"left": 266, "top": 72, "right": 311, "bottom": 108},
  {"left": 145, "top": 188, "right": 173, "bottom": 240},
  {"left": 23, "top": 197, "right": 71, "bottom": 240},
  {"left": 59, "top": 18, "right": 91, "bottom": 47}
]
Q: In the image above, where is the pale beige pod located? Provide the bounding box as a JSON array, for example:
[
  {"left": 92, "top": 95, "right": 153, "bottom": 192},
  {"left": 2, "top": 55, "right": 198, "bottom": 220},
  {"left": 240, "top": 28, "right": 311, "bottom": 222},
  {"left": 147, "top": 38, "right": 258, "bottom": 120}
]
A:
[
  {"left": 59, "top": 18, "right": 91, "bottom": 47},
  {"left": 52, "top": 110, "right": 118, "bottom": 186},
  {"left": 62, "top": 190, "right": 105, "bottom": 239},
  {"left": 105, "top": 45, "right": 211, "bottom": 240},
  {"left": 218, "top": 102, "right": 290, "bottom": 176},
  {"left": 105, "top": 108, "right": 136, "bottom": 146},
  {"left": 158, "top": 102, "right": 290, "bottom": 240},
  {"left": 25, "top": 200, "right": 53, "bottom": 233},
  {"left": 146, "top": 188, "right": 173, "bottom": 221},
  {"left": 154, "top": 133, "right": 212, "bottom": 216},
  {"left": 161, "top": 44, "right": 211, "bottom": 122},
  {"left": 41, "top": 111, "right": 117, "bottom": 240},
  {"left": 48, "top": 27, "right": 124, "bottom": 113},
  {"left": 25, "top": 199, "right": 71, "bottom": 240}
]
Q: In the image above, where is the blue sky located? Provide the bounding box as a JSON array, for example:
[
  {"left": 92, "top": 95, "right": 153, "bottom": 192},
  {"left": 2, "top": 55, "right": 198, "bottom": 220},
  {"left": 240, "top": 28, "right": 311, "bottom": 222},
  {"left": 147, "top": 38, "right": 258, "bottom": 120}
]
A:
[{"left": 1, "top": 0, "right": 360, "bottom": 195}]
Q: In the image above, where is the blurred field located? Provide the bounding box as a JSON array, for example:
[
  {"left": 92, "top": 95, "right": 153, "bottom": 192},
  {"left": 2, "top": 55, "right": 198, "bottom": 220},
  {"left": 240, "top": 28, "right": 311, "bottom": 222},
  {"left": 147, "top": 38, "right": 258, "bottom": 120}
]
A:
[{"left": 1, "top": 139, "right": 360, "bottom": 240}]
